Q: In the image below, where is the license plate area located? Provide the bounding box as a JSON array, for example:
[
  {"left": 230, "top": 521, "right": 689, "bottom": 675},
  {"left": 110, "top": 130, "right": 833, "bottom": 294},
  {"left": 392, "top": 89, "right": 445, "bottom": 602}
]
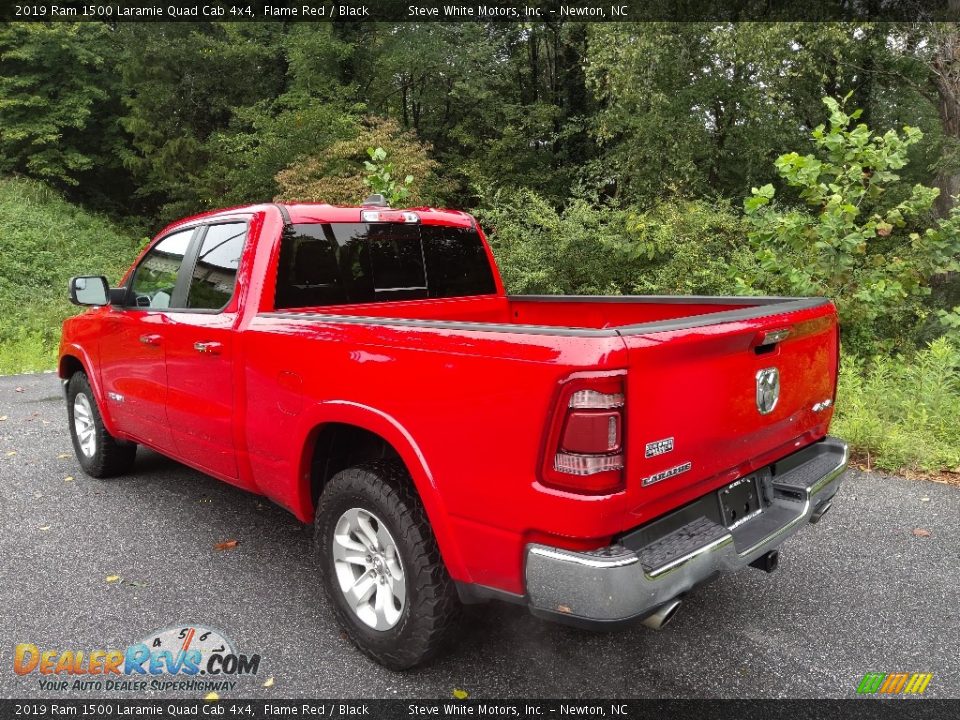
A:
[{"left": 718, "top": 474, "right": 762, "bottom": 530}]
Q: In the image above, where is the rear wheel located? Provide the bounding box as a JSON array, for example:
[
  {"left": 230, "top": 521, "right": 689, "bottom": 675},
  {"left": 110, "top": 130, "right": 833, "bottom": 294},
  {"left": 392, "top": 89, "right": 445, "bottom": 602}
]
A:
[
  {"left": 67, "top": 371, "right": 137, "bottom": 478},
  {"left": 315, "top": 460, "right": 461, "bottom": 669}
]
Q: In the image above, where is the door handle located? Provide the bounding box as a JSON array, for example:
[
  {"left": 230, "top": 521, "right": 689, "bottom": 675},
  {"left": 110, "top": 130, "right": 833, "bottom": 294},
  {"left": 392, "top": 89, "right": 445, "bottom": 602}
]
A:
[
  {"left": 139, "top": 334, "right": 162, "bottom": 346},
  {"left": 193, "top": 341, "right": 223, "bottom": 355}
]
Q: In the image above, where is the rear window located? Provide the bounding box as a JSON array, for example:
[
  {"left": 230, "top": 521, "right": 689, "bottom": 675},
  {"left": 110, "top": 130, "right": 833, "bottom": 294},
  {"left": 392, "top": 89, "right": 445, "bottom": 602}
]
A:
[
  {"left": 421, "top": 225, "right": 497, "bottom": 298},
  {"left": 274, "top": 222, "right": 496, "bottom": 309}
]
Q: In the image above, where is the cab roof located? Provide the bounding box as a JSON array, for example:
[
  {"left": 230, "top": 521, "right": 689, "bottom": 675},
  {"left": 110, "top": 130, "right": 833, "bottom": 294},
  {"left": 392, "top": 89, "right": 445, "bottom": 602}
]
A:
[{"left": 163, "top": 202, "right": 477, "bottom": 234}]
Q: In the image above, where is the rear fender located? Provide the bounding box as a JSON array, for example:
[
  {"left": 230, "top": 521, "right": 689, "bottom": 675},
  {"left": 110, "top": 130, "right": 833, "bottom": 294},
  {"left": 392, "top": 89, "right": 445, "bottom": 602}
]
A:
[{"left": 289, "top": 399, "right": 469, "bottom": 583}]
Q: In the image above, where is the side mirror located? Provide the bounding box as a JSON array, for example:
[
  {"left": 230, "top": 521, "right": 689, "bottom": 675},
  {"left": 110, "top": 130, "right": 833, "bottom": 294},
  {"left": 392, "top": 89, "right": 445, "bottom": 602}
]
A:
[
  {"left": 109, "top": 287, "right": 129, "bottom": 305},
  {"left": 69, "top": 276, "right": 110, "bottom": 306}
]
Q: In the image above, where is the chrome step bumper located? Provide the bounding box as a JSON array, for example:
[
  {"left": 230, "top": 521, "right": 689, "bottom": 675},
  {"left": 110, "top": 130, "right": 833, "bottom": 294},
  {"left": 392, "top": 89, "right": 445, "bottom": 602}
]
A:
[{"left": 525, "top": 437, "right": 849, "bottom": 627}]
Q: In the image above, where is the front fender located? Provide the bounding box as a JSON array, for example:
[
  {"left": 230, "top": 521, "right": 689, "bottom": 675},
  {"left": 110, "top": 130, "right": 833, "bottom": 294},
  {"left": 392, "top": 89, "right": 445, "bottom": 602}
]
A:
[{"left": 58, "top": 341, "right": 123, "bottom": 438}]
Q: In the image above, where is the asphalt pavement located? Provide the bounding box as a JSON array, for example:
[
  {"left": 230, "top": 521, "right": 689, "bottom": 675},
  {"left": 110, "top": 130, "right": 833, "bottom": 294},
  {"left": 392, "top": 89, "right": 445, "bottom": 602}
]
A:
[{"left": 0, "top": 372, "right": 958, "bottom": 699}]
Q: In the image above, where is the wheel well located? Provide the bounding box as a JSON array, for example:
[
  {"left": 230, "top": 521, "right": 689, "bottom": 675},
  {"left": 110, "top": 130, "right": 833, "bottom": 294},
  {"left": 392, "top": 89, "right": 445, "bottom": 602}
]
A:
[
  {"left": 59, "top": 354, "right": 84, "bottom": 380},
  {"left": 309, "top": 424, "right": 403, "bottom": 507}
]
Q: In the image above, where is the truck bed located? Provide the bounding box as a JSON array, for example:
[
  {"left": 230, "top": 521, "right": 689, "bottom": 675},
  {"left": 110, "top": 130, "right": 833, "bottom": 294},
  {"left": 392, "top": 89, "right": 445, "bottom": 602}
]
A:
[{"left": 266, "top": 294, "right": 829, "bottom": 336}]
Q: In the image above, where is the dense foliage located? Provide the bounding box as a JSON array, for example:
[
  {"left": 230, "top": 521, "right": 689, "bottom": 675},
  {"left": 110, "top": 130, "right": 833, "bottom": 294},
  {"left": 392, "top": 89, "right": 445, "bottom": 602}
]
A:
[
  {"left": 742, "top": 96, "right": 960, "bottom": 351},
  {"left": 0, "top": 177, "right": 140, "bottom": 373},
  {"left": 833, "top": 337, "right": 960, "bottom": 472},
  {"left": 275, "top": 117, "right": 444, "bottom": 205},
  {"left": 0, "top": 20, "right": 958, "bottom": 470}
]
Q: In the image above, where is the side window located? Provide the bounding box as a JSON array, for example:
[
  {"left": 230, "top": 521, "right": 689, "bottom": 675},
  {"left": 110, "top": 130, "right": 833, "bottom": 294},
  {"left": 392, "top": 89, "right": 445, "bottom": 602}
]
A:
[
  {"left": 129, "top": 229, "right": 193, "bottom": 309},
  {"left": 421, "top": 225, "right": 497, "bottom": 298},
  {"left": 187, "top": 222, "right": 247, "bottom": 310}
]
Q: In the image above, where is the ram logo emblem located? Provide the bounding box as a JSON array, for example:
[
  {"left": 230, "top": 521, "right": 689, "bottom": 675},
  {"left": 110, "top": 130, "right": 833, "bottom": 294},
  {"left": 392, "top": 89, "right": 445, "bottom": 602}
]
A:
[{"left": 755, "top": 367, "right": 780, "bottom": 415}]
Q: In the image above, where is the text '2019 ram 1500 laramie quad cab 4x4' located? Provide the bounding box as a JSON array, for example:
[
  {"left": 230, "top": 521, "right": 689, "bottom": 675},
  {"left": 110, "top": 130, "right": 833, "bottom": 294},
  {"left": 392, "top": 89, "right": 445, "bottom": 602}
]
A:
[{"left": 61, "top": 197, "right": 848, "bottom": 669}]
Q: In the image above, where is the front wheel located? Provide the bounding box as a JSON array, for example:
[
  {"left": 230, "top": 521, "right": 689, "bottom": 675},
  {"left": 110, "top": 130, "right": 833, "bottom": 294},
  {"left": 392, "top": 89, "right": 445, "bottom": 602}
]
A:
[
  {"left": 67, "top": 371, "right": 137, "bottom": 478},
  {"left": 315, "top": 461, "right": 462, "bottom": 669}
]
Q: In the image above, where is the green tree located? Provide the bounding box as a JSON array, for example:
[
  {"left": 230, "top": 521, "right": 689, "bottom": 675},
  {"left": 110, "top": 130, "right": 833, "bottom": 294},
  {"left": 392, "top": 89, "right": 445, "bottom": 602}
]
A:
[
  {"left": 0, "top": 23, "right": 127, "bottom": 199},
  {"left": 742, "top": 96, "right": 960, "bottom": 351},
  {"left": 117, "top": 23, "right": 288, "bottom": 220},
  {"left": 198, "top": 24, "right": 359, "bottom": 205},
  {"left": 275, "top": 116, "right": 444, "bottom": 205},
  {"left": 586, "top": 23, "right": 942, "bottom": 204},
  {"left": 361, "top": 22, "right": 597, "bottom": 205}
]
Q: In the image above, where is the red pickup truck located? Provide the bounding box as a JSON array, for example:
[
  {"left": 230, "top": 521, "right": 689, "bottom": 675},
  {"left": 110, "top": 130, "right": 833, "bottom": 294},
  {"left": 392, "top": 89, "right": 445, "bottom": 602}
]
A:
[{"left": 61, "top": 198, "right": 847, "bottom": 669}]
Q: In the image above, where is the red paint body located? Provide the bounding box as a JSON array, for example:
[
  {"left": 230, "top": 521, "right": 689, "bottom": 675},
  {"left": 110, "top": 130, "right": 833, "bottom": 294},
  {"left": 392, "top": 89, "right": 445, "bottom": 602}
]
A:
[{"left": 60, "top": 203, "right": 840, "bottom": 596}]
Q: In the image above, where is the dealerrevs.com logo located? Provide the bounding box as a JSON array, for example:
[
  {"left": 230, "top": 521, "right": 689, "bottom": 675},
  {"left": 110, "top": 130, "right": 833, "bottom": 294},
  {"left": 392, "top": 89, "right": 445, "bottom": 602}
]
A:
[{"left": 14, "top": 625, "right": 261, "bottom": 693}]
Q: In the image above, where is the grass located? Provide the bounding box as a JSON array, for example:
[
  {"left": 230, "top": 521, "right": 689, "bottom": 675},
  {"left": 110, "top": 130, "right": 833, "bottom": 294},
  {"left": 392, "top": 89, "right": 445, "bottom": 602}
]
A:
[
  {"left": 0, "top": 177, "right": 142, "bottom": 374},
  {"left": 832, "top": 337, "right": 960, "bottom": 474}
]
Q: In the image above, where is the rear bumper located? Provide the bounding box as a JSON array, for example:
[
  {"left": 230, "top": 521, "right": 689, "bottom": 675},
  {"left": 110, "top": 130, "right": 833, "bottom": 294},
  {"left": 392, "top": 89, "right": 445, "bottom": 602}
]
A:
[{"left": 524, "top": 436, "right": 848, "bottom": 628}]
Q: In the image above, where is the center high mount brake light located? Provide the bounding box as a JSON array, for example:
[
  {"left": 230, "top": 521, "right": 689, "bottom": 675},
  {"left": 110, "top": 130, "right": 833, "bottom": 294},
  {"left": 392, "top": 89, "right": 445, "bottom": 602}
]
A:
[{"left": 361, "top": 210, "right": 420, "bottom": 224}]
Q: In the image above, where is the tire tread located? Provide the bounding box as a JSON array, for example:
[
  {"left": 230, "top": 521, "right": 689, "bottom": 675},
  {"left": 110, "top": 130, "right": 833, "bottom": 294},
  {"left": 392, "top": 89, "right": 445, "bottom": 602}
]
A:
[
  {"left": 315, "top": 460, "right": 462, "bottom": 669},
  {"left": 68, "top": 371, "right": 136, "bottom": 478}
]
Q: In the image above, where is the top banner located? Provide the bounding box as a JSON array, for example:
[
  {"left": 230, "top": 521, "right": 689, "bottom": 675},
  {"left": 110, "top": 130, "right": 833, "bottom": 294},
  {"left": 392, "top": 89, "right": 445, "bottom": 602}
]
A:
[{"left": 5, "top": 0, "right": 960, "bottom": 23}]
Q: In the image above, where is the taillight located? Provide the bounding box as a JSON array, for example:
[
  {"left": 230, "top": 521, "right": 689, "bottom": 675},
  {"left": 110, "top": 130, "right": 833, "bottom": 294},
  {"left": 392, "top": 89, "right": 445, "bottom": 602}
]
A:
[
  {"left": 833, "top": 317, "right": 841, "bottom": 403},
  {"left": 541, "top": 373, "right": 626, "bottom": 495}
]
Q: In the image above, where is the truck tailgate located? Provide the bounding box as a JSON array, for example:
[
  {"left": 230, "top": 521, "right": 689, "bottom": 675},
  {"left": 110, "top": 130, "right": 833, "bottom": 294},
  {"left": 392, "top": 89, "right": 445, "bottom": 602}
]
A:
[{"left": 619, "top": 299, "right": 839, "bottom": 521}]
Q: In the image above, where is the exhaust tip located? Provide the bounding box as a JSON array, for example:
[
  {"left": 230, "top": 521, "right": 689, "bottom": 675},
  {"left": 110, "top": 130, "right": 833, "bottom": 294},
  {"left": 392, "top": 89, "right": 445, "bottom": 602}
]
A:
[{"left": 640, "top": 599, "right": 681, "bottom": 630}]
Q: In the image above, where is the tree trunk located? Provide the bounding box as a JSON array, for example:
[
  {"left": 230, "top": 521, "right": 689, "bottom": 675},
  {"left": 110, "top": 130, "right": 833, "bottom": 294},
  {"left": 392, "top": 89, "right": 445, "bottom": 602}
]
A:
[{"left": 931, "top": 15, "right": 960, "bottom": 215}]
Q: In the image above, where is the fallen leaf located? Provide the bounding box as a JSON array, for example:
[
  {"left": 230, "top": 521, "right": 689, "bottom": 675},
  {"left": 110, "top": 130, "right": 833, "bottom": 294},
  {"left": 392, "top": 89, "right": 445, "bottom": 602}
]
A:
[
  {"left": 57, "top": 453, "right": 71, "bottom": 459},
  {"left": 105, "top": 575, "right": 121, "bottom": 583},
  {"left": 912, "top": 528, "right": 932, "bottom": 538},
  {"left": 39, "top": 526, "right": 50, "bottom": 531},
  {"left": 214, "top": 539, "right": 239, "bottom": 551},
  {"left": 452, "top": 689, "right": 469, "bottom": 700},
  {"left": 204, "top": 692, "right": 219, "bottom": 701},
  {"left": 556, "top": 604, "right": 572, "bottom": 614},
  {"left": 0, "top": 416, "right": 7, "bottom": 421},
  {"left": 64, "top": 476, "right": 74, "bottom": 482},
  {"left": 263, "top": 677, "right": 275, "bottom": 688},
  {"left": 15, "top": 387, "right": 23, "bottom": 393},
  {"left": 6, "top": 451, "right": 16, "bottom": 457}
]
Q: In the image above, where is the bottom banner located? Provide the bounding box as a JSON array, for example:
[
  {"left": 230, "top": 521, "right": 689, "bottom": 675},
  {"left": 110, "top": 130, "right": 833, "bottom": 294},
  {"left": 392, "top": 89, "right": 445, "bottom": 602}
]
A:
[{"left": 1, "top": 699, "right": 956, "bottom": 720}]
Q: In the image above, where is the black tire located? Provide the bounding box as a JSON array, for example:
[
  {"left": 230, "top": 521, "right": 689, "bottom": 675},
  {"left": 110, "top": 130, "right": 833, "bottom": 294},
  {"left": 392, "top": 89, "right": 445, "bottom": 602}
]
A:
[
  {"left": 67, "top": 371, "right": 137, "bottom": 478},
  {"left": 315, "top": 460, "right": 462, "bottom": 669}
]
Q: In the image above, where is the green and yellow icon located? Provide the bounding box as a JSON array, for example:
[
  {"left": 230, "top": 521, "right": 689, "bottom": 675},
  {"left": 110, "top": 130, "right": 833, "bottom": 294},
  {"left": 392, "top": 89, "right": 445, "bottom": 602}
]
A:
[{"left": 857, "top": 672, "right": 933, "bottom": 695}]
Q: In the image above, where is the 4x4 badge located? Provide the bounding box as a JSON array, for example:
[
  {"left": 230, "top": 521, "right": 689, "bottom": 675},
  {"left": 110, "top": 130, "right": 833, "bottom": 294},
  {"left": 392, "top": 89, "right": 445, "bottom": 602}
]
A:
[
  {"left": 645, "top": 437, "right": 674, "bottom": 458},
  {"left": 756, "top": 367, "right": 780, "bottom": 415}
]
